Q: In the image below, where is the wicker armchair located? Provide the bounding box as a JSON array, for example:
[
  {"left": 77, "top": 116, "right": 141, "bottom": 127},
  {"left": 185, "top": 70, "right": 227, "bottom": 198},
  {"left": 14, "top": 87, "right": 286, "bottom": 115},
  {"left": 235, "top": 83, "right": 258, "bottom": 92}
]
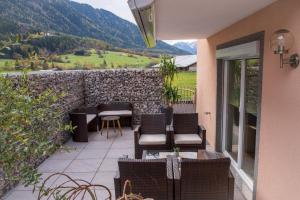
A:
[
  {"left": 69, "top": 107, "right": 99, "bottom": 142},
  {"left": 134, "top": 114, "right": 170, "bottom": 158},
  {"left": 173, "top": 158, "right": 234, "bottom": 200},
  {"left": 172, "top": 113, "right": 206, "bottom": 151},
  {"left": 98, "top": 102, "right": 133, "bottom": 129},
  {"left": 114, "top": 158, "right": 174, "bottom": 200}
]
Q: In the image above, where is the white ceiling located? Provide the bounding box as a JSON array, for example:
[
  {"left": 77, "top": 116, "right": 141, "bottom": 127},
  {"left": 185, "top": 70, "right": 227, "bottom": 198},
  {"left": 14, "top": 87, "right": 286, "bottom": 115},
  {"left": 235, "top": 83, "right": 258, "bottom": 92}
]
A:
[{"left": 155, "top": 0, "right": 277, "bottom": 40}]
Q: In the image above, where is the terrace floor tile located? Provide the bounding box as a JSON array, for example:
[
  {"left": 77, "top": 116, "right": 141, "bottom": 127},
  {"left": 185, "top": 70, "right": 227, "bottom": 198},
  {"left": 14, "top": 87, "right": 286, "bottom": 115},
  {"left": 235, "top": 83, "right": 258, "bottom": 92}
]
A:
[
  {"left": 76, "top": 149, "right": 108, "bottom": 159},
  {"left": 38, "top": 159, "right": 72, "bottom": 173},
  {"left": 65, "top": 159, "right": 102, "bottom": 173}
]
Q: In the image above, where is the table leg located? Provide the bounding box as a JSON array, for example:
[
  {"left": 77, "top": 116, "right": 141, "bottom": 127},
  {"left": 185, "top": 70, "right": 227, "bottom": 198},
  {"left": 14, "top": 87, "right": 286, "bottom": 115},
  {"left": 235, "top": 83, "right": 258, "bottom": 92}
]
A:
[
  {"left": 100, "top": 120, "right": 105, "bottom": 135},
  {"left": 117, "top": 120, "right": 122, "bottom": 136},
  {"left": 106, "top": 120, "right": 109, "bottom": 139},
  {"left": 113, "top": 120, "right": 116, "bottom": 133}
]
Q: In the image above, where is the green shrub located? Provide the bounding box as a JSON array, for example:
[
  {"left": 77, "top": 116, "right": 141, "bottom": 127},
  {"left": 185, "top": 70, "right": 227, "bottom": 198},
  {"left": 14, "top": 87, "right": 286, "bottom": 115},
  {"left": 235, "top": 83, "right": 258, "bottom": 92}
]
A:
[{"left": 0, "top": 73, "right": 72, "bottom": 187}]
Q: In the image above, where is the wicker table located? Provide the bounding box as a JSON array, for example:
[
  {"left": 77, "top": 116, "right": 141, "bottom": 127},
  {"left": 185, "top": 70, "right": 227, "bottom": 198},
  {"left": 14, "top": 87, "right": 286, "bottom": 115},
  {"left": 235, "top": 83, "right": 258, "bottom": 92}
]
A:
[
  {"left": 142, "top": 149, "right": 224, "bottom": 160},
  {"left": 101, "top": 116, "right": 122, "bottom": 139}
]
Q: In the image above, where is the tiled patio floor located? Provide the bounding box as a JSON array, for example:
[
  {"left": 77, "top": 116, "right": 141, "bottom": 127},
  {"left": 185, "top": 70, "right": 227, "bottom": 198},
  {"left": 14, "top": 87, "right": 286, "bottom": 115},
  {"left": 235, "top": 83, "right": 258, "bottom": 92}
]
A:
[{"left": 4, "top": 128, "right": 246, "bottom": 200}]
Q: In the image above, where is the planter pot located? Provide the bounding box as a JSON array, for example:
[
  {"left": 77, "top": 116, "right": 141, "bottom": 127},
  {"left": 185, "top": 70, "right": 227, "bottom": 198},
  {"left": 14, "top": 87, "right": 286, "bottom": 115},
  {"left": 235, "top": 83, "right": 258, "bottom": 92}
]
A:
[{"left": 160, "top": 105, "right": 173, "bottom": 126}]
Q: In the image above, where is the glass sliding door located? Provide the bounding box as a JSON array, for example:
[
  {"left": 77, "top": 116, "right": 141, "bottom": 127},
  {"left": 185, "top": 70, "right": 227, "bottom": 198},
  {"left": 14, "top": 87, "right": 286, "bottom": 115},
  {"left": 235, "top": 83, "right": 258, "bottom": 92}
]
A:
[{"left": 223, "top": 58, "right": 260, "bottom": 182}]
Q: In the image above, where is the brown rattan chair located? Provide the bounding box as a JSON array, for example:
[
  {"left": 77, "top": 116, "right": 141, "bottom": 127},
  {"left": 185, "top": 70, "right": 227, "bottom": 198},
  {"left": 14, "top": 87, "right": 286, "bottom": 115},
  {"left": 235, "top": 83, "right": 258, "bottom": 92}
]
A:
[
  {"left": 134, "top": 113, "right": 170, "bottom": 158},
  {"left": 114, "top": 158, "right": 174, "bottom": 200},
  {"left": 173, "top": 158, "right": 234, "bottom": 200},
  {"left": 69, "top": 107, "right": 99, "bottom": 142},
  {"left": 98, "top": 102, "right": 133, "bottom": 129},
  {"left": 172, "top": 113, "right": 206, "bottom": 151}
]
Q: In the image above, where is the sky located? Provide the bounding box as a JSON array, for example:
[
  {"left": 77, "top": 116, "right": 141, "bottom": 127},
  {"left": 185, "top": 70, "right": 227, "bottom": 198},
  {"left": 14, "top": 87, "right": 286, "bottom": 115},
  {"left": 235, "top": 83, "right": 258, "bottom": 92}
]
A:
[{"left": 72, "top": 0, "right": 196, "bottom": 45}]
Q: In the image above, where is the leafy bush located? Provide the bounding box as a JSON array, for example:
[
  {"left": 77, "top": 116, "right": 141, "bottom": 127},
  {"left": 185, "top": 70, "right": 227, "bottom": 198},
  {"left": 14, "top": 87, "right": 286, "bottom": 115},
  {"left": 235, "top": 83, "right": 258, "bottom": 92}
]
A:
[{"left": 0, "top": 73, "right": 72, "bottom": 187}]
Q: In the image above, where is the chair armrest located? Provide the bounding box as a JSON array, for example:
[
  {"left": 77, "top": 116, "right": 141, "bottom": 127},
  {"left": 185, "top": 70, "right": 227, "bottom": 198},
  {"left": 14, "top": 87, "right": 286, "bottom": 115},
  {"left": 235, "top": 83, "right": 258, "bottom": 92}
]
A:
[
  {"left": 114, "top": 171, "right": 121, "bottom": 199},
  {"left": 198, "top": 125, "right": 206, "bottom": 147},
  {"left": 166, "top": 156, "right": 174, "bottom": 200},
  {"left": 228, "top": 171, "right": 235, "bottom": 200},
  {"left": 172, "top": 157, "right": 181, "bottom": 200},
  {"left": 134, "top": 126, "right": 141, "bottom": 146},
  {"left": 167, "top": 126, "right": 174, "bottom": 146},
  {"left": 134, "top": 125, "right": 141, "bottom": 133}
]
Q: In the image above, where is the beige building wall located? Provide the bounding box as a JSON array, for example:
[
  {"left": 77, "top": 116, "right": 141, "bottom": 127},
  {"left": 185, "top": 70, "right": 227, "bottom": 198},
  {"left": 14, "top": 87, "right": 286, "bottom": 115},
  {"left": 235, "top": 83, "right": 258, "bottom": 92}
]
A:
[{"left": 196, "top": 0, "right": 300, "bottom": 199}]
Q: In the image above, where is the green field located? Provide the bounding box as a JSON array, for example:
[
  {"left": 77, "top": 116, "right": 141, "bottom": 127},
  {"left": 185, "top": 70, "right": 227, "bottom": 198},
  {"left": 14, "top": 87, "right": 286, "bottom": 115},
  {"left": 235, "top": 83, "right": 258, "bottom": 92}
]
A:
[
  {"left": 0, "top": 50, "right": 160, "bottom": 71},
  {"left": 57, "top": 50, "right": 159, "bottom": 69},
  {"left": 173, "top": 71, "right": 197, "bottom": 89}
]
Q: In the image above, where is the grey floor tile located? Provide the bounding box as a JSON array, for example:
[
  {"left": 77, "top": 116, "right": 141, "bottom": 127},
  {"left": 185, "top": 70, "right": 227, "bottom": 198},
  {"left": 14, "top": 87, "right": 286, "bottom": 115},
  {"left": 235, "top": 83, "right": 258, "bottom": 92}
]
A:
[
  {"left": 84, "top": 141, "right": 113, "bottom": 149},
  {"left": 38, "top": 159, "right": 72, "bottom": 173},
  {"left": 65, "top": 159, "right": 102, "bottom": 173},
  {"left": 4, "top": 190, "right": 38, "bottom": 200},
  {"left": 111, "top": 140, "right": 134, "bottom": 149},
  {"left": 65, "top": 140, "right": 88, "bottom": 149},
  {"left": 92, "top": 171, "right": 117, "bottom": 190},
  {"left": 48, "top": 148, "right": 82, "bottom": 160},
  {"left": 98, "top": 158, "right": 119, "bottom": 172},
  {"left": 106, "top": 148, "right": 134, "bottom": 159},
  {"left": 76, "top": 149, "right": 108, "bottom": 159}
]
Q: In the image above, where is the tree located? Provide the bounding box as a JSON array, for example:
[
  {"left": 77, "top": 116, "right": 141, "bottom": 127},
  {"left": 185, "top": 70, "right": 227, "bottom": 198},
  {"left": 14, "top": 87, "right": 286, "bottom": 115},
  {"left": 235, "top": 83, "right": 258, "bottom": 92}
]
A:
[{"left": 159, "top": 55, "right": 180, "bottom": 105}]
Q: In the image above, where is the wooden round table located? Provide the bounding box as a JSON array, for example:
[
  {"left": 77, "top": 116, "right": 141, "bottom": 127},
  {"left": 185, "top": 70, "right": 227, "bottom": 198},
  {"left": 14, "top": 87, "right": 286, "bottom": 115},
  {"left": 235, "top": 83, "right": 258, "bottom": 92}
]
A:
[{"left": 101, "top": 116, "right": 122, "bottom": 138}]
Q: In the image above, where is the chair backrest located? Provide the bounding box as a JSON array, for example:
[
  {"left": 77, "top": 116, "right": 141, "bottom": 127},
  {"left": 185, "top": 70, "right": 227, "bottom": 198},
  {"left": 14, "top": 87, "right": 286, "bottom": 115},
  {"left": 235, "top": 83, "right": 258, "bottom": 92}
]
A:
[
  {"left": 118, "top": 158, "right": 168, "bottom": 199},
  {"left": 98, "top": 102, "right": 132, "bottom": 111},
  {"left": 173, "top": 113, "right": 198, "bottom": 134},
  {"left": 141, "top": 114, "right": 166, "bottom": 135},
  {"left": 71, "top": 107, "right": 98, "bottom": 114},
  {"left": 180, "top": 158, "right": 231, "bottom": 200}
]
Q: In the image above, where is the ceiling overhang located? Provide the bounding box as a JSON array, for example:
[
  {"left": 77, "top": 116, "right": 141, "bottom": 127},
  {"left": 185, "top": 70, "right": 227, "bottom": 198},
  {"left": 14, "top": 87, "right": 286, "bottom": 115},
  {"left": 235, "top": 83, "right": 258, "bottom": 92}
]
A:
[{"left": 154, "top": 0, "right": 277, "bottom": 40}]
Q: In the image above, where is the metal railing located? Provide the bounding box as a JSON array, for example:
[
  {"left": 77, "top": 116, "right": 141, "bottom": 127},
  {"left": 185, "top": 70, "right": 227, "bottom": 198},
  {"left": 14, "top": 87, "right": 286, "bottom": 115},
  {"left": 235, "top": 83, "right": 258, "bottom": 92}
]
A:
[{"left": 177, "top": 88, "right": 196, "bottom": 104}]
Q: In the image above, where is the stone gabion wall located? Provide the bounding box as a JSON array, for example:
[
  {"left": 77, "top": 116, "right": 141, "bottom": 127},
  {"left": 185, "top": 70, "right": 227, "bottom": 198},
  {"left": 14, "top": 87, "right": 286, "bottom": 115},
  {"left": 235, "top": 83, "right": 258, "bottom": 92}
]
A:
[
  {"left": 84, "top": 69, "right": 163, "bottom": 123},
  {"left": 0, "top": 69, "right": 163, "bottom": 197}
]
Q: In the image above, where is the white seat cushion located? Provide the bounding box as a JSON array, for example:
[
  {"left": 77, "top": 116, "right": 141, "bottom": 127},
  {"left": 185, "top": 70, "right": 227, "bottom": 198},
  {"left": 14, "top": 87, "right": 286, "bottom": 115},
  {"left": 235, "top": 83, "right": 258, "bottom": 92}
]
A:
[
  {"left": 98, "top": 110, "right": 132, "bottom": 117},
  {"left": 86, "top": 114, "right": 97, "bottom": 124},
  {"left": 139, "top": 134, "right": 166, "bottom": 145},
  {"left": 174, "top": 134, "right": 202, "bottom": 144}
]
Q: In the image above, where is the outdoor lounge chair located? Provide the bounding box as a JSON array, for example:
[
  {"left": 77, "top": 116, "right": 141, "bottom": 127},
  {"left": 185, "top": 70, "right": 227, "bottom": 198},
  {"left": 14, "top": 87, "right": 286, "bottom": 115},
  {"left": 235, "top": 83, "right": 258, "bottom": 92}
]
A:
[
  {"left": 173, "top": 158, "right": 234, "bottom": 200},
  {"left": 69, "top": 107, "right": 99, "bottom": 142},
  {"left": 134, "top": 113, "right": 170, "bottom": 158},
  {"left": 172, "top": 113, "right": 206, "bottom": 151},
  {"left": 114, "top": 158, "right": 174, "bottom": 200},
  {"left": 98, "top": 102, "right": 133, "bottom": 129}
]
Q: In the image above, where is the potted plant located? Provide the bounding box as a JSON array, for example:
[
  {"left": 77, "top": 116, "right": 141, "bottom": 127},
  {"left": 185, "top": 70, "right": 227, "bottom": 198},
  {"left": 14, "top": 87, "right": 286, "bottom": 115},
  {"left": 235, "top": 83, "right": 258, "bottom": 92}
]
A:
[
  {"left": 159, "top": 55, "right": 180, "bottom": 125},
  {"left": 173, "top": 147, "right": 180, "bottom": 157}
]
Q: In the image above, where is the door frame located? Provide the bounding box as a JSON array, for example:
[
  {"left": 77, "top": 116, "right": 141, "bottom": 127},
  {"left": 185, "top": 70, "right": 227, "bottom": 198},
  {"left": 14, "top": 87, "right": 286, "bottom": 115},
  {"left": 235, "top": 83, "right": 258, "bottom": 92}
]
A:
[{"left": 215, "top": 31, "right": 265, "bottom": 199}]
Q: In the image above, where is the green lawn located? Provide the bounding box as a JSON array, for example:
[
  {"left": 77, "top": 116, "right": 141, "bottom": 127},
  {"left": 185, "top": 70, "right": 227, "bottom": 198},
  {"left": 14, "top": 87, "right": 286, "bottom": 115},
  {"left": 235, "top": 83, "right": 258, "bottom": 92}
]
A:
[
  {"left": 0, "top": 50, "right": 160, "bottom": 71},
  {"left": 0, "top": 59, "right": 15, "bottom": 70},
  {"left": 173, "top": 71, "right": 196, "bottom": 89},
  {"left": 56, "top": 50, "right": 159, "bottom": 69}
]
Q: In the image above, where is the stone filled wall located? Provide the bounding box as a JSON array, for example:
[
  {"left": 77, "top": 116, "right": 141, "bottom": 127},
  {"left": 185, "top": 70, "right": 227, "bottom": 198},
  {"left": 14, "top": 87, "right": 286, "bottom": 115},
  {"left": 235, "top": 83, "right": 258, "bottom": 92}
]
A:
[
  {"left": 84, "top": 69, "right": 163, "bottom": 123},
  {"left": 0, "top": 69, "right": 163, "bottom": 197}
]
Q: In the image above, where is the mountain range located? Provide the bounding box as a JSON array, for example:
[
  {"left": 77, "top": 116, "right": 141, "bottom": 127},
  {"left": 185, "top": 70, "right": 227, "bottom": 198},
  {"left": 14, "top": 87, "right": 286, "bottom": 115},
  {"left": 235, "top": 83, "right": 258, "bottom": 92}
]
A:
[
  {"left": 0, "top": 0, "right": 189, "bottom": 55},
  {"left": 173, "top": 42, "right": 197, "bottom": 54}
]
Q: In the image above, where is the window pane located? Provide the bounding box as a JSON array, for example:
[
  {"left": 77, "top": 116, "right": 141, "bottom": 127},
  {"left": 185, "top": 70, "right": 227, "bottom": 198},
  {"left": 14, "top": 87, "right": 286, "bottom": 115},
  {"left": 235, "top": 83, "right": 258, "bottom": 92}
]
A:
[
  {"left": 242, "top": 59, "right": 259, "bottom": 179},
  {"left": 225, "top": 60, "right": 242, "bottom": 162}
]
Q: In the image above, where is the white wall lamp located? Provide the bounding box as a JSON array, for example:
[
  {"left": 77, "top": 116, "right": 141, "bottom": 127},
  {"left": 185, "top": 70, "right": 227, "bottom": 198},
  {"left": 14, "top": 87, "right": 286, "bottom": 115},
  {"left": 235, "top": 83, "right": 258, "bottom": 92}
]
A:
[{"left": 270, "top": 29, "right": 299, "bottom": 68}]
